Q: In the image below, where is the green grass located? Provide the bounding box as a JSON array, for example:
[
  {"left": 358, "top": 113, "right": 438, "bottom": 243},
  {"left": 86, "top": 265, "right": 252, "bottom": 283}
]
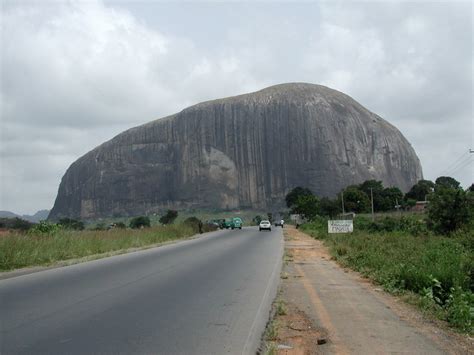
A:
[
  {"left": 0, "top": 224, "right": 196, "bottom": 271},
  {"left": 301, "top": 217, "right": 474, "bottom": 334}
]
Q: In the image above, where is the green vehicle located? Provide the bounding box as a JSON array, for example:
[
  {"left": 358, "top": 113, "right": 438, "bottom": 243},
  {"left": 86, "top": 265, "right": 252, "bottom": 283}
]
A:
[{"left": 224, "top": 217, "right": 243, "bottom": 230}]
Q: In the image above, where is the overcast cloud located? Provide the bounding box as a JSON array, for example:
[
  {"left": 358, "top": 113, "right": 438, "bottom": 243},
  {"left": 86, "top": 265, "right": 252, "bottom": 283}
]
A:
[{"left": 1, "top": 0, "right": 472, "bottom": 214}]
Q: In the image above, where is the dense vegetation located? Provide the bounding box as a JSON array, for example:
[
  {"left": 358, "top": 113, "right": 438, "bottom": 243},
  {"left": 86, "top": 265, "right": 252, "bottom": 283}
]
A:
[
  {"left": 287, "top": 176, "right": 473, "bottom": 233},
  {"left": 288, "top": 176, "right": 473, "bottom": 333},
  {"left": 301, "top": 217, "right": 473, "bottom": 333}
]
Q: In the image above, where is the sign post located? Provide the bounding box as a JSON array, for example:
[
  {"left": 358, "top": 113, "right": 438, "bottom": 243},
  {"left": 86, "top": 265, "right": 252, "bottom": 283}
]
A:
[{"left": 328, "top": 220, "right": 353, "bottom": 233}]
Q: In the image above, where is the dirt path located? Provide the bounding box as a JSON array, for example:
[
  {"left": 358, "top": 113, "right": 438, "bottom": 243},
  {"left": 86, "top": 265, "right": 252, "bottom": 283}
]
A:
[{"left": 271, "top": 226, "right": 472, "bottom": 355}]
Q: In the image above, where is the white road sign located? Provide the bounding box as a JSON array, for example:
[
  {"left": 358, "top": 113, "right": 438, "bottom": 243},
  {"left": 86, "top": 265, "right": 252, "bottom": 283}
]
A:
[{"left": 328, "top": 220, "right": 353, "bottom": 233}]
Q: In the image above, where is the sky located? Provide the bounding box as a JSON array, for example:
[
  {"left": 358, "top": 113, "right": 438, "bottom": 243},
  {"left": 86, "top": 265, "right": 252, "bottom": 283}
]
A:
[{"left": 1, "top": 0, "right": 473, "bottom": 215}]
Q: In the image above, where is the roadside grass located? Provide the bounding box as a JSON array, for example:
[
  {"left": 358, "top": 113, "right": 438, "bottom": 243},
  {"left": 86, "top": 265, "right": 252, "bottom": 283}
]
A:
[
  {"left": 301, "top": 217, "right": 474, "bottom": 334},
  {"left": 0, "top": 224, "right": 196, "bottom": 271}
]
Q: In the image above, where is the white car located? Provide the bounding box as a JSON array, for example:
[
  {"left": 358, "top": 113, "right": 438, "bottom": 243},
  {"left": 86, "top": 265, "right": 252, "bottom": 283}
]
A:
[{"left": 259, "top": 220, "right": 271, "bottom": 231}]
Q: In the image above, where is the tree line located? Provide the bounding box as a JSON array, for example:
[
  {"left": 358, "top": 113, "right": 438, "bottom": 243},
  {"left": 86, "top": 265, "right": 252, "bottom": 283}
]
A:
[{"left": 286, "top": 176, "right": 474, "bottom": 234}]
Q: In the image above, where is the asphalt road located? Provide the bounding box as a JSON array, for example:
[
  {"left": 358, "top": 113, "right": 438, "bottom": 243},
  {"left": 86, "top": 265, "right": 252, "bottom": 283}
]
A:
[{"left": 0, "top": 227, "right": 283, "bottom": 355}]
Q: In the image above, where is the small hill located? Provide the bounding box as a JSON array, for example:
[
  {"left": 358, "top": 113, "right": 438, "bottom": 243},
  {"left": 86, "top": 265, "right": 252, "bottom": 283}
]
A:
[{"left": 0, "top": 210, "right": 50, "bottom": 223}]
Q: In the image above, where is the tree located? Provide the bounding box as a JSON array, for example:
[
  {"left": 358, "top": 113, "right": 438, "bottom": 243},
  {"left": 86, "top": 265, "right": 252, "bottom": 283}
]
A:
[
  {"left": 253, "top": 215, "right": 262, "bottom": 225},
  {"left": 129, "top": 216, "right": 151, "bottom": 229},
  {"left": 435, "top": 176, "right": 461, "bottom": 191},
  {"left": 159, "top": 210, "right": 178, "bottom": 225},
  {"left": 359, "top": 180, "right": 384, "bottom": 196},
  {"left": 0, "top": 217, "right": 33, "bottom": 231},
  {"left": 267, "top": 213, "right": 273, "bottom": 223},
  {"left": 291, "top": 194, "right": 320, "bottom": 220},
  {"left": 318, "top": 197, "right": 340, "bottom": 217},
  {"left": 380, "top": 187, "right": 404, "bottom": 211},
  {"left": 405, "top": 180, "right": 434, "bottom": 201},
  {"left": 285, "top": 187, "right": 313, "bottom": 208},
  {"left": 339, "top": 186, "right": 370, "bottom": 213},
  {"left": 358, "top": 180, "right": 384, "bottom": 211},
  {"left": 428, "top": 186, "right": 470, "bottom": 233}
]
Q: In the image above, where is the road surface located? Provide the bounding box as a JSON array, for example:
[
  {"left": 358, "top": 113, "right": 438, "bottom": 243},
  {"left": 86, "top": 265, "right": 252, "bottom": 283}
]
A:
[{"left": 0, "top": 227, "right": 283, "bottom": 355}]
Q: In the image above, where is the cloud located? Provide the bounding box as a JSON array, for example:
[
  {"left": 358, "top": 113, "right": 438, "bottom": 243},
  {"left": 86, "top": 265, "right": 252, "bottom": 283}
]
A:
[
  {"left": 1, "top": 0, "right": 472, "bottom": 214},
  {"left": 0, "top": 0, "right": 264, "bottom": 213}
]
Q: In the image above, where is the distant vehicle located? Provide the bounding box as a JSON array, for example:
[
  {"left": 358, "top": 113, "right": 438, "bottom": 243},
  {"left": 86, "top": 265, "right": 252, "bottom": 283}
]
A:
[
  {"left": 259, "top": 220, "right": 271, "bottom": 231},
  {"left": 224, "top": 217, "right": 243, "bottom": 230},
  {"left": 274, "top": 219, "right": 284, "bottom": 227},
  {"left": 232, "top": 217, "right": 243, "bottom": 229},
  {"left": 209, "top": 219, "right": 226, "bottom": 229}
]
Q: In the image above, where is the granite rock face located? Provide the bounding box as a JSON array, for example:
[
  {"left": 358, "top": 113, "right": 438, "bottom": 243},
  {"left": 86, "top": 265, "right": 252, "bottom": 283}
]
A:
[{"left": 49, "top": 83, "right": 423, "bottom": 219}]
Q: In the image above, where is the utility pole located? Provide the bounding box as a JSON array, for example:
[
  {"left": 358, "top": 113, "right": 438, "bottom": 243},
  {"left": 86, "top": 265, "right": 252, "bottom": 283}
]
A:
[
  {"left": 341, "top": 190, "right": 345, "bottom": 215},
  {"left": 370, "top": 188, "right": 375, "bottom": 222},
  {"left": 395, "top": 198, "right": 401, "bottom": 218}
]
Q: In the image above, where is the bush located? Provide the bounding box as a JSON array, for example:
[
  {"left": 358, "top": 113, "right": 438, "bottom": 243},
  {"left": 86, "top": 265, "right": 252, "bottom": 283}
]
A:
[
  {"left": 129, "top": 216, "right": 151, "bottom": 229},
  {"left": 202, "top": 223, "right": 218, "bottom": 233},
  {"left": 93, "top": 222, "right": 107, "bottom": 231},
  {"left": 159, "top": 210, "right": 178, "bottom": 225},
  {"left": 28, "top": 221, "right": 61, "bottom": 236},
  {"left": 114, "top": 222, "right": 126, "bottom": 229},
  {"left": 58, "top": 218, "right": 84, "bottom": 230},
  {"left": 428, "top": 187, "right": 471, "bottom": 234},
  {"left": 364, "top": 216, "right": 429, "bottom": 236},
  {"left": 446, "top": 287, "right": 474, "bottom": 332},
  {"left": 253, "top": 215, "right": 263, "bottom": 225},
  {"left": 184, "top": 217, "right": 201, "bottom": 233}
]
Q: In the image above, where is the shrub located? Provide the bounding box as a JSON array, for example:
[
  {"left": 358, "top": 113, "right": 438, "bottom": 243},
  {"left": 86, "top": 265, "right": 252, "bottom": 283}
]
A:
[
  {"left": 159, "top": 210, "right": 178, "bottom": 225},
  {"left": 202, "top": 223, "right": 218, "bottom": 233},
  {"left": 184, "top": 217, "right": 201, "bottom": 233},
  {"left": 446, "top": 287, "right": 474, "bottom": 332},
  {"left": 129, "top": 216, "right": 151, "bottom": 229},
  {"left": 28, "top": 221, "right": 61, "bottom": 236},
  {"left": 114, "top": 222, "right": 126, "bottom": 229},
  {"left": 58, "top": 218, "right": 84, "bottom": 230},
  {"left": 428, "top": 187, "right": 471, "bottom": 234},
  {"left": 93, "top": 222, "right": 107, "bottom": 231}
]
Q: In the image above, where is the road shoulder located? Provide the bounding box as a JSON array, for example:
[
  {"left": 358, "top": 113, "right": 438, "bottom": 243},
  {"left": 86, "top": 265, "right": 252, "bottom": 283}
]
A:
[{"left": 264, "top": 226, "right": 473, "bottom": 354}]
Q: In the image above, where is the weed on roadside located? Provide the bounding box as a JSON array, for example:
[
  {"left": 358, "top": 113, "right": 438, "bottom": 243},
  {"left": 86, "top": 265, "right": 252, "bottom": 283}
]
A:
[
  {"left": 265, "top": 318, "right": 278, "bottom": 341},
  {"left": 301, "top": 219, "right": 474, "bottom": 334},
  {"left": 277, "top": 299, "right": 287, "bottom": 316}
]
